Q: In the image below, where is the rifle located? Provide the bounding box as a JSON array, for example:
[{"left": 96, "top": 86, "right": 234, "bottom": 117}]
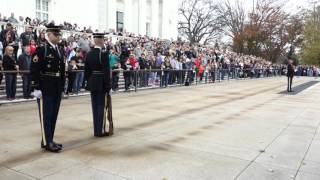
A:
[{"left": 105, "top": 92, "right": 114, "bottom": 136}]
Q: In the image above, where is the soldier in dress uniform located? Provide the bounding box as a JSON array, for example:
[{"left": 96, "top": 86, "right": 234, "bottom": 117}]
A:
[
  {"left": 30, "top": 24, "right": 65, "bottom": 153},
  {"left": 287, "top": 59, "right": 295, "bottom": 92},
  {"left": 84, "top": 33, "right": 112, "bottom": 137}
]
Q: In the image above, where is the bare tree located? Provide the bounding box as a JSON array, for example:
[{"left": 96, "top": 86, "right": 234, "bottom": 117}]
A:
[
  {"left": 246, "top": 0, "right": 303, "bottom": 62},
  {"left": 178, "top": 0, "right": 223, "bottom": 45},
  {"left": 216, "top": 0, "right": 304, "bottom": 62},
  {"left": 216, "top": 0, "right": 246, "bottom": 53}
]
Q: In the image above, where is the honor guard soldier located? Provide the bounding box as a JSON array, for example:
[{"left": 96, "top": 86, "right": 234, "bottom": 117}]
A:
[
  {"left": 30, "top": 24, "right": 65, "bottom": 153},
  {"left": 84, "top": 33, "right": 112, "bottom": 137},
  {"left": 287, "top": 59, "right": 295, "bottom": 92}
]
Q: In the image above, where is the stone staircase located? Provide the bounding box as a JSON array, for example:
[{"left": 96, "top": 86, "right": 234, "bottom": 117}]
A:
[
  {"left": 0, "top": 69, "right": 280, "bottom": 105},
  {"left": 0, "top": 70, "right": 197, "bottom": 104}
]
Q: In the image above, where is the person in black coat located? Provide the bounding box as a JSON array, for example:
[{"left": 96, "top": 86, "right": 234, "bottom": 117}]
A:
[
  {"left": 18, "top": 46, "right": 32, "bottom": 98},
  {"left": 0, "top": 56, "right": 3, "bottom": 87},
  {"left": 73, "top": 49, "right": 85, "bottom": 94},
  {"left": 121, "top": 57, "right": 133, "bottom": 91},
  {"left": 111, "top": 62, "right": 121, "bottom": 91},
  {"left": 66, "top": 58, "right": 77, "bottom": 95},
  {"left": 287, "top": 59, "right": 295, "bottom": 92},
  {"left": 3, "top": 46, "right": 18, "bottom": 100},
  {"left": 20, "top": 26, "right": 37, "bottom": 51},
  {"left": 84, "top": 33, "right": 111, "bottom": 137},
  {"left": 0, "top": 24, "right": 19, "bottom": 60},
  {"left": 138, "top": 53, "right": 148, "bottom": 87}
]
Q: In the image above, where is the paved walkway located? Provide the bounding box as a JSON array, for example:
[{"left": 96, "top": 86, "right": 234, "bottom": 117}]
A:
[{"left": 1, "top": 77, "right": 320, "bottom": 180}]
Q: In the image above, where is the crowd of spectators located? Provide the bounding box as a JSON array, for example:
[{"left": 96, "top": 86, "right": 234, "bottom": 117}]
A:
[
  {"left": 0, "top": 12, "right": 98, "bottom": 33},
  {"left": 0, "top": 12, "right": 318, "bottom": 101},
  {"left": 296, "top": 65, "right": 320, "bottom": 77}
]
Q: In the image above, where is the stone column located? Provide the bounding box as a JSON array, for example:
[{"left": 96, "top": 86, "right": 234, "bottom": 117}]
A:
[
  {"left": 151, "top": 0, "right": 159, "bottom": 38},
  {"left": 138, "top": 0, "right": 147, "bottom": 35},
  {"left": 106, "top": 0, "right": 117, "bottom": 32},
  {"left": 98, "top": 0, "right": 107, "bottom": 31},
  {"left": 124, "top": 0, "right": 133, "bottom": 33}
]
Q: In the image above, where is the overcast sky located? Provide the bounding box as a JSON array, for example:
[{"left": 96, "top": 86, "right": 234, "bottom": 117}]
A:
[
  {"left": 189, "top": 0, "right": 317, "bottom": 42},
  {"left": 224, "top": 0, "right": 315, "bottom": 13}
]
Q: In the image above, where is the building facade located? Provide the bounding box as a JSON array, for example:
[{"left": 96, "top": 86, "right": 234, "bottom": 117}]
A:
[{"left": 0, "top": 0, "right": 178, "bottom": 39}]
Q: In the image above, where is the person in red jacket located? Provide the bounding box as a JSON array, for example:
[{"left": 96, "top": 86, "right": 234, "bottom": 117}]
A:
[
  {"left": 195, "top": 57, "right": 201, "bottom": 69},
  {"left": 29, "top": 39, "right": 37, "bottom": 56},
  {"left": 194, "top": 56, "right": 202, "bottom": 81},
  {"left": 129, "top": 54, "right": 137, "bottom": 70},
  {"left": 198, "top": 65, "right": 204, "bottom": 81},
  {"left": 128, "top": 54, "right": 138, "bottom": 87}
]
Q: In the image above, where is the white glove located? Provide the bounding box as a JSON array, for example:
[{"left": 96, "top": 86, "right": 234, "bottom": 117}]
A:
[{"left": 32, "top": 90, "right": 42, "bottom": 99}]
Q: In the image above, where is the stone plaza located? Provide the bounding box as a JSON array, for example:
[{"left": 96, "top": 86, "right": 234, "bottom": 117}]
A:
[{"left": 0, "top": 77, "right": 320, "bottom": 180}]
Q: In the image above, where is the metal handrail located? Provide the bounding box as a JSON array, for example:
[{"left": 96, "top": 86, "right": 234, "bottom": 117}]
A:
[
  {"left": 0, "top": 67, "right": 284, "bottom": 102},
  {"left": 0, "top": 68, "right": 283, "bottom": 74}
]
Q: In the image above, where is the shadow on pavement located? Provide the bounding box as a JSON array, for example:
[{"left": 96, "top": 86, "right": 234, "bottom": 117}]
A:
[{"left": 279, "top": 81, "right": 319, "bottom": 95}]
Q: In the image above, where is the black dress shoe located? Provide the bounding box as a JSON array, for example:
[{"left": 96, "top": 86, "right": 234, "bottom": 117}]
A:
[
  {"left": 53, "top": 142, "right": 63, "bottom": 148},
  {"left": 94, "top": 132, "right": 110, "bottom": 137},
  {"left": 45, "top": 142, "right": 61, "bottom": 153},
  {"left": 41, "top": 142, "right": 63, "bottom": 149}
]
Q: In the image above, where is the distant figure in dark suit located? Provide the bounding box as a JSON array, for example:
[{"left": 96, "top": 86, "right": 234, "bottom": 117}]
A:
[{"left": 287, "top": 59, "right": 295, "bottom": 92}]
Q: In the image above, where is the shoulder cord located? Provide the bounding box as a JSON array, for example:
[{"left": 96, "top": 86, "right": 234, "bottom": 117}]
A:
[
  {"left": 99, "top": 49, "right": 102, "bottom": 65},
  {"left": 44, "top": 42, "right": 47, "bottom": 58}
]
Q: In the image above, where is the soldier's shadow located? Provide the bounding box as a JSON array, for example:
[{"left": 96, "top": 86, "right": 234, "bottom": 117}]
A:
[{"left": 278, "top": 80, "right": 319, "bottom": 95}]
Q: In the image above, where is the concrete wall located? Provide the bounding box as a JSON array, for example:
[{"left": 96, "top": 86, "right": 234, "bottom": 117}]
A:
[
  {"left": 0, "top": 0, "right": 36, "bottom": 20},
  {"left": 0, "top": 0, "right": 99, "bottom": 29},
  {"left": 51, "top": 0, "right": 99, "bottom": 29}
]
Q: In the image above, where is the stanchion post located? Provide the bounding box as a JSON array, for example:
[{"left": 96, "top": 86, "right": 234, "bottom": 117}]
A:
[{"left": 135, "top": 70, "right": 138, "bottom": 92}]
